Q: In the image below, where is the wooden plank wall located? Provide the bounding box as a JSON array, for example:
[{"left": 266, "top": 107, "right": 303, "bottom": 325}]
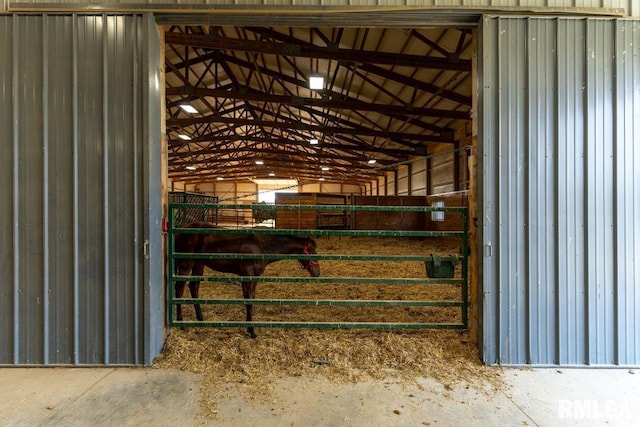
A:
[
  {"left": 353, "top": 195, "right": 426, "bottom": 230},
  {"left": 274, "top": 193, "right": 318, "bottom": 229}
]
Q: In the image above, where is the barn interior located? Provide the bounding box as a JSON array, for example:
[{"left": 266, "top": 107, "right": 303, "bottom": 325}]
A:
[
  {"left": 164, "top": 25, "right": 476, "bottom": 203},
  {"left": 162, "top": 23, "right": 479, "bottom": 371}
]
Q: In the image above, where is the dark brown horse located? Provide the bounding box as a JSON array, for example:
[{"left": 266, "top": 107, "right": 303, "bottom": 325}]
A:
[{"left": 173, "top": 221, "right": 320, "bottom": 338}]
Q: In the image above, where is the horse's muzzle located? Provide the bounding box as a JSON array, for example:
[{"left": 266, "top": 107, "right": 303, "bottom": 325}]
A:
[{"left": 302, "top": 260, "right": 320, "bottom": 277}]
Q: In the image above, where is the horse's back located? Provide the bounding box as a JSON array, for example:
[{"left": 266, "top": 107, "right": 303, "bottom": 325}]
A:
[
  {"left": 183, "top": 221, "right": 219, "bottom": 229},
  {"left": 175, "top": 221, "right": 221, "bottom": 253}
]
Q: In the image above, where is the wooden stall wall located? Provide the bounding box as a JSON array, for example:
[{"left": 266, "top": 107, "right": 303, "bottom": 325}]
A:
[
  {"left": 299, "top": 182, "right": 360, "bottom": 194},
  {"left": 352, "top": 195, "right": 426, "bottom": 231},
  {"left": 275, "top": 192, "right": 349, "bottom": 229}
]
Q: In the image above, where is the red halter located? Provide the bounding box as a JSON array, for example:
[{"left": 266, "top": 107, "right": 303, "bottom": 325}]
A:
[{"left": 300, "top": 241, "right": 319, "bottom": 270}]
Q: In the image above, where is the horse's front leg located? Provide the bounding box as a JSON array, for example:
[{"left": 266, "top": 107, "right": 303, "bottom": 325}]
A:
[
  {"left": 175, "top": 260, "right": 194, "bottom": 322},
  {"left": 175, "top": 280, "right": 185, "bottom": 322},
  {"left": 189, "top": 262, "right": 205, "bottom": 321},
  {"left": 241, "top": 280, "right": 258, "bottom": 338}
]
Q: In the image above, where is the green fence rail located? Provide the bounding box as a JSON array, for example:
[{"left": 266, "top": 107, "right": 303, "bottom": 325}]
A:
[{"left": 167, "top": 201, "right": 469, "bottom": 332}]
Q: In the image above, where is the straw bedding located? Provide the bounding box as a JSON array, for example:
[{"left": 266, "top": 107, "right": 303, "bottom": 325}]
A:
[{"left": 154, "top": 236, "right": 502, "bottom": 417}]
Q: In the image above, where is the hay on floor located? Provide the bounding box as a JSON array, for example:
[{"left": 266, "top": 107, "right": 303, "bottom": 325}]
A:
[{"left": 155, "top": 236, "right": 502, "bottom": 418}]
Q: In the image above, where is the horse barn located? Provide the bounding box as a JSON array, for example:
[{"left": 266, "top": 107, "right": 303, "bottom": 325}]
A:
[{"left": 0, "top": 0, "right": 639, "bottom": 380}]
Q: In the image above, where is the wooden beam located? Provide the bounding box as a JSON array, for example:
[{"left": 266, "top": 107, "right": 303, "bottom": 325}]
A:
[
  {"left": 165, "top": 32, "right": 472, "bottom": 71},
  {"left": 166, "top": 86, "right": 470, "bottom": 120},
  {"left": 168, "top": 116, "right": 453, "bottom": 144}
]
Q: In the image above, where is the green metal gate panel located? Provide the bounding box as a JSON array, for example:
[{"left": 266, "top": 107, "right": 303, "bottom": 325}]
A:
[{"left": 168, "top": 203, "right": 469, "bottom": 332}]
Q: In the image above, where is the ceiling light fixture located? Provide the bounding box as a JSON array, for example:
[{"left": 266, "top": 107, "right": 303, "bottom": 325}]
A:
[
  {"left": 308, "top": 75, "right": 324, "bottom": 90},
  {"left": 178, "top": 134, "right": 192, "bottom": 141},
  {"left": 309, "top": 138, "right": 319, "bottom": 145},
  {"left": 179, "top": 104, "right": 198, "bottom": 114},
  {"left": 186, "top": 166, "right": 196, "bottom": 171},
  {"left": 368, "top": 159, "right": 377, "bottom": 164},
  {"left": 269, "top": 172, "right": 275, "bottom": 177},
  {"left": 319, "top": 178, "right": 325, "bottom": 181},
  {"left": 216, "top": 177, "right": 224, "bottom": 181},
  {"left": 255, "top": 160, "right": 264, "bottom": 165},
  {"left": 321, "top": 167, "right": 330, "bottom": 171}
]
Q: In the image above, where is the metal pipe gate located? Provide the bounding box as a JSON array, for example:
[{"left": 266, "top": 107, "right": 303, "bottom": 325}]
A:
[{"left": 167, "top": 203, "right": 469, "bottom": 331}]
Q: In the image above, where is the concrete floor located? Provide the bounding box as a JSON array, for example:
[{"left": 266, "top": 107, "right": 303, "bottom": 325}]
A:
[{"left": 0, "top": 367, "right": 638, "bottom": 426}]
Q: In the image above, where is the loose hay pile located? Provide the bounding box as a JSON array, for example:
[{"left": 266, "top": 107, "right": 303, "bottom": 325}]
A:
[{"left": 156, "top": 236, "right": 502, "bottom": 417}]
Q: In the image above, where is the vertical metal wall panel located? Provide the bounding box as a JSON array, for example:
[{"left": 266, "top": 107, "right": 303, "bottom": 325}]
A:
[
  {"left": 555, "top": 19, "right": 588, "bottom": 365},
  {"left": 527, "top": 18, "right": 557, "bottom": 365},
  {"left": 45, "top": 15, "right": 75, "bottom": 365},
  {"left": 16, "top": 16, "right": 46, "bottom": 364},
  {"left": 141, "top": 13, "right": 165, "bottom": 366},
  {"left": 613, "top": 19, "right": 640, "bottom": 365},
  {"left": 585, "top": 20, "right": 616, "bottom": 365},
  {"left": 0, "top": 17, "right": 14, "bottom": 364},
  {"left": 76, "top": 15, "right": 106, "bottom": 365},
  {"left": 481, "top": 16, "right": 640, "bottom": 366},
  {"left": 0, "top": 14, "right": 162, "bottom": 366}
]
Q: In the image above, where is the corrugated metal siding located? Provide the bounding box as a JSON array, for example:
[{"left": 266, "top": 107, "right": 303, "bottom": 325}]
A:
[
  {"left": 480, "top": 16, "right": 640, "bottom": 366},
  {"left": 0, "top": 14, "right": 164, "bottom": 365},
  {"left": 3, "top": 0, "right": 639, "bottom": 17}
]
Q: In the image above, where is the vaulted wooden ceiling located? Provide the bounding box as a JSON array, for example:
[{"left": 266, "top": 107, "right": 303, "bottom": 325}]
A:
[{"left": 165, "top": 25, "right": 474, "bottom": 185}]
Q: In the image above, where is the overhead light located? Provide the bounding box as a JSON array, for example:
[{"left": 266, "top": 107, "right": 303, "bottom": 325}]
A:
[
  {"left": 308, "top": 75, "right": 324, "bottom": 90},
  {"left": 216, "top": 177, "right": 224, "bottom": 181},
  {"left": 368, "top": 159, "right": 377, "bottom": 164},
  {"left": 179, "top": 104, "right": 198, "bottom": 114},
  {"left": 309, "top": 138, "right": 319, "bottom": 145},
  {"left": 178, "top": 134, "right": 191, "bottom": 141},
  {"left": 268, "top": 172, "right": 275, "bottom": 177},
  {"left": 255, "top": 160, "right": 264, "bottom": 165},
  {"left": 321, "top": 166, "right": 330, "bottom": 171},
  {"left": 186, "top": 166, "right": 196, "bottom": 171},
  {"left": 319, "top": 178, "right": 325, "bottom": 181}
]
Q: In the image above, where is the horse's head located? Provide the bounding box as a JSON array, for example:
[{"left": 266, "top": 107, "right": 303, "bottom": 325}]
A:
[{"left": 299, "top": 237, "right": 320, "bottom": 277}]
